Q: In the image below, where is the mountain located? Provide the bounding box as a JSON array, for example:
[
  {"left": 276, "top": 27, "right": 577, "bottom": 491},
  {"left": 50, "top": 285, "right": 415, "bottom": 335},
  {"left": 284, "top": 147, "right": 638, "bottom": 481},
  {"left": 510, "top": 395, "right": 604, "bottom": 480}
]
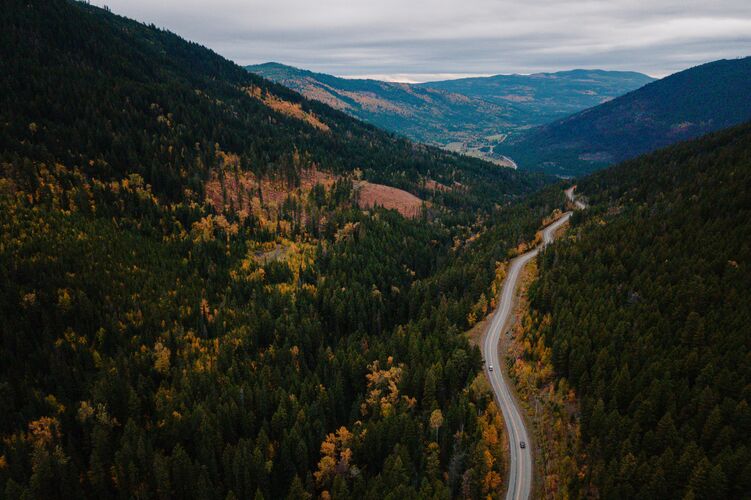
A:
[
  {"left": 420, "top": 69, "right": 655, "bottom": 125},
  {"left": 246, "top": 62, "right": 522, "bottom": 165},
  {"left": 497, "top": 57, "right": 751, "bottom": 176},
  {"left": 529, "top": 122, "right": 751, "bottom": 497},
  {"left": 0, "top": 1, "right": 563, "bottom": 498},
  {"left": 247, "top": 63, "right": 653, "bottom": 164},
  {"left": 1, "top": 4, "right": 546, "bottom": 213}
]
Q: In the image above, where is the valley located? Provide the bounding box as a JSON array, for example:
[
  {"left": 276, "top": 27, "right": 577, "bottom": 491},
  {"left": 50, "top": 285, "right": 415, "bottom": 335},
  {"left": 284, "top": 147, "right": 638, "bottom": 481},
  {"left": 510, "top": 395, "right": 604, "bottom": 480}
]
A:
[
  {"left": 248, "top": 63, "right": 653, "bottom": 165},
  {"left": 481, "top": 187, "right": 583, "bottom": 499},
  {"left": 0, "top": 2, "right": 560, "bottom": 498},
  {"left": 1, "top": 1, "right": 749, "bottom": 499}
]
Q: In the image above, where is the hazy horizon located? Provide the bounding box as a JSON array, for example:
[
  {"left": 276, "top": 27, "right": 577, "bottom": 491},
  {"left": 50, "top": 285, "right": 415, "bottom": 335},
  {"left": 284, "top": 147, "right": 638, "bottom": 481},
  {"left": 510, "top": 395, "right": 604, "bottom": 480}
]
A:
[
  {"left": 91, "top": 0, "right": 751, "bottom": 81},
  {"left": 250, "top": 62, "right": 662, "bottom": 83}
]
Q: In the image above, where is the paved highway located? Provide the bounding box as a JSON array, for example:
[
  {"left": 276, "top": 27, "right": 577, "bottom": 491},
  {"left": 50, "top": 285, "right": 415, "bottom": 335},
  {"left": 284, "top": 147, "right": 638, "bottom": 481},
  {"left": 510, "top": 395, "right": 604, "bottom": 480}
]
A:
[{"left": 482, "top": 188, "right": 581, "bottom": 500}]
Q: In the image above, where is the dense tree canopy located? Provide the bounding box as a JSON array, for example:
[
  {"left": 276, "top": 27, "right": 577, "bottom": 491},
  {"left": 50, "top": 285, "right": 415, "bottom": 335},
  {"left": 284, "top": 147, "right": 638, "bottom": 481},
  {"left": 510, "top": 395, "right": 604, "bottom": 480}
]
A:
[
  {"left": 0, "top": 1, "right": 564, "bottom": 498},
  {"left": 530, "top": 123, "right": 751, "bottom": 498}
]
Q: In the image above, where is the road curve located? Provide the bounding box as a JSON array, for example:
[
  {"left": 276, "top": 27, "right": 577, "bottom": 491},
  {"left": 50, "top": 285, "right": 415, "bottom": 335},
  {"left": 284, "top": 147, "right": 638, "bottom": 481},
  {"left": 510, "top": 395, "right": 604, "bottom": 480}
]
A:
[
  {"left": 482, "top": 190, "right": 580, "bottom": 500},
  {"left": 565, "top": 186, "right": 586, "bottom": 210}
]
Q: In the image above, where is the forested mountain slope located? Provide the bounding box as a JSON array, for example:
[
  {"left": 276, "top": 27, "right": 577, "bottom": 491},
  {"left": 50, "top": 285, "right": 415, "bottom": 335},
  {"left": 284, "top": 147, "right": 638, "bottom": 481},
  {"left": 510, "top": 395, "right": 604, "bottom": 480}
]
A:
[
  {"left": 498, "top": 57, "right": 751, "bottom": 176},
  {"left": 529, "top": 123, "right": 751, "bottom": 497},
  {"left": 246, "top": 62, "right": 518, "bottom": 149},
  {"left": 420, "top": 69, "right": 654, "bottom": 125},
  {"left": 247, "top": 64, "right": 651, "bottom": 164},
  {"left": 1, "top": 1, "right": 544, "bottom": 214},
  {"left": 0, "top": 1, "right": 563, "bottom": 498}
]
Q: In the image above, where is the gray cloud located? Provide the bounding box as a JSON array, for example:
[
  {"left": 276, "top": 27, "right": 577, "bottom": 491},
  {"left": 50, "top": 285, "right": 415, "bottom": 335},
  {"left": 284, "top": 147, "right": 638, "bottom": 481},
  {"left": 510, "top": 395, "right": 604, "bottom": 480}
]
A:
[{"left": 94, "top": 0, "right": 751, "bottom": 80}]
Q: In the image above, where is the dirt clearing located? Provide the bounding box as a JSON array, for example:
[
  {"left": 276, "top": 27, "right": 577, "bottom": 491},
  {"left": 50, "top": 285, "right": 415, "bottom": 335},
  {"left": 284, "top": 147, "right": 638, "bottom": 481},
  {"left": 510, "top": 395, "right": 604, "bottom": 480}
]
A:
[{"left": 355, "top": 181, "right": 424, "bottom": 218}]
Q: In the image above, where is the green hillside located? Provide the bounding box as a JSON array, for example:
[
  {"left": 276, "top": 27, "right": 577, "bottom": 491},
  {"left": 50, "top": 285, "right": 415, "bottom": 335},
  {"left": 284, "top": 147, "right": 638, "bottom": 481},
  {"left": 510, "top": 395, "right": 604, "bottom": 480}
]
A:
[
  {"left": 497, "top": 57, "right": 751, "bottom": 176},
  {"left": 528, "top": 122, "right": 751, "bottom": 497}
]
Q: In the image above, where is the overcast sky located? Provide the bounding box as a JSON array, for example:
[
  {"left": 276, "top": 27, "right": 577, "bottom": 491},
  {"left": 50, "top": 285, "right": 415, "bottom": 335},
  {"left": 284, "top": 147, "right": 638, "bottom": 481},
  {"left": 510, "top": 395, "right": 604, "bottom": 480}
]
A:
[{"left": 94, "top": 0, "right": 751, "bottom": 82}]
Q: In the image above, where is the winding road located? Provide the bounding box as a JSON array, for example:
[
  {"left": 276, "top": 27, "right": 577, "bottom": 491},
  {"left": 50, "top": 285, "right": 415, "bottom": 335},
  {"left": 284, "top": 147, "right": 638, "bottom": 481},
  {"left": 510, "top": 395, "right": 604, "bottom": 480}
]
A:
[{"left": 482, "top": 187, "right": 582, "bottom": 500}]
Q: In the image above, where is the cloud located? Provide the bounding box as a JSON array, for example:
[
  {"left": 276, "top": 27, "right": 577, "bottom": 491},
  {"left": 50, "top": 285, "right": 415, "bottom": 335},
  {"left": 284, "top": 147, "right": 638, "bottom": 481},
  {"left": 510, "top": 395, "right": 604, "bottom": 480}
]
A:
[{"left": 94, "top": 0, "right": 751, "bottom": 79}]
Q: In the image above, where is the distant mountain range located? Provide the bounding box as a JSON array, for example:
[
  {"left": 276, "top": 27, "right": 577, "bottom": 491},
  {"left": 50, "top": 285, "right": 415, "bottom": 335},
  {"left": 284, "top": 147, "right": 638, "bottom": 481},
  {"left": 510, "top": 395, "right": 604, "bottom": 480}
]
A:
[
  {"left": 497, "top": 57, "right": 751, "bottom": 176},
  {"left": 247, "top": 63, "right": 654, "bottom": 164},
  {"left": 246, "top": 62, "right": 518, "bottom": 164},
  {"left": 418, "top": 69, "right": 655, "bottom": 124}
]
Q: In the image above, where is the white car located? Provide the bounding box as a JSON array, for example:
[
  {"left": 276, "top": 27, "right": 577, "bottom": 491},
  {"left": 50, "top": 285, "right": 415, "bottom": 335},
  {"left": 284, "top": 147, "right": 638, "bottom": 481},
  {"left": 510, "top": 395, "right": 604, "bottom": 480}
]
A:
[{"left": 488, "top": 365, "right": 494, "bottom": 371}]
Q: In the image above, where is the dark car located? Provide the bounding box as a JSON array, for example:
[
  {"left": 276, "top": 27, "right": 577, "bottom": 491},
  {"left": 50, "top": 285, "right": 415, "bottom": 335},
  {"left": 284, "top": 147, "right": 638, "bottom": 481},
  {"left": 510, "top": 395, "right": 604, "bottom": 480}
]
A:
[{"left": 520, "top": 441, "right": 526, "bottom": 449}]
